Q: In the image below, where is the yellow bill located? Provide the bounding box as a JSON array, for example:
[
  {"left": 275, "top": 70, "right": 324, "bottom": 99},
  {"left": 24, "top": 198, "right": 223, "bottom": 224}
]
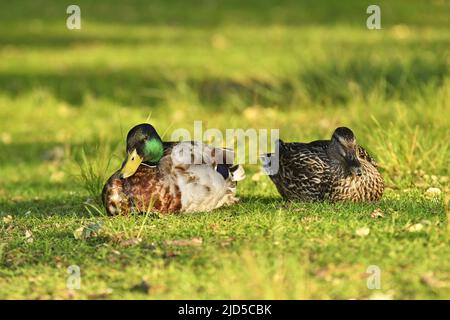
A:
[{"left": 120, "top": 149, "right": 143, "bottom": 178}]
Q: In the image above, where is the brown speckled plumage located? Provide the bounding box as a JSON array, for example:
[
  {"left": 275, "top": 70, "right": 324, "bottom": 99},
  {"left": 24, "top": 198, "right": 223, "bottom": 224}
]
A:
[
  {"left": 102, "top": 166, "right": 182, "bottom": 215},
  {"left": 262, "top": 127, "right": 384, "bottom": 202}
]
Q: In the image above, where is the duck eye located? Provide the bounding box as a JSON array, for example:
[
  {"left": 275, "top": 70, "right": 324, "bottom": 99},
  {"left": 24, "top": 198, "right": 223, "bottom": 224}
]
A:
[{"left": 131, "top": 157, "right": 135, "bottom": 161}]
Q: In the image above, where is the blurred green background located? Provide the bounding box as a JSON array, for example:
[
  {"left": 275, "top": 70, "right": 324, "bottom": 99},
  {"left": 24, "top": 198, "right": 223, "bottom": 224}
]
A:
[{"left": 0, "top": 0, "right": 448, "bottom": 299}]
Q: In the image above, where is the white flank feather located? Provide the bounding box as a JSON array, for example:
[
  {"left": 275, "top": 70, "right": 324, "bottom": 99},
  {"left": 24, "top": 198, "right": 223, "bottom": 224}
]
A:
[{"left": 167, "top": 142, "right": 240, "bottom": 212}]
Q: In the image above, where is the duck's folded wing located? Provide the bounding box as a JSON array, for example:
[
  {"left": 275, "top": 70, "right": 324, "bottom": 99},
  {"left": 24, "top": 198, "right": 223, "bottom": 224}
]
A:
[
  {"left": 166, "top": 141, "right": 232, "bottom": 165},
  {"left": 163, "top": 141, "right": 245, "bottom": 181}
]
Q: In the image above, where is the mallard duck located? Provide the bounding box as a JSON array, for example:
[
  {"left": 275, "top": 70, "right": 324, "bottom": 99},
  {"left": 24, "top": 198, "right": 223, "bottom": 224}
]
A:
[
  {"left": 102, "top": 123, "right": 245, "bottom": 215},
  {"left": 262, "top": 127, "right": 384, "bottom": 202}
]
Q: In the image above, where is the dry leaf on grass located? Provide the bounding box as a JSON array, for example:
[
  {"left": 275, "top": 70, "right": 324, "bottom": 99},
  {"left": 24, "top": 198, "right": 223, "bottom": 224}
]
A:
[
  {"left": 209, "top": 223, "right": 220, "bottom": 231},
  {"left": 425, "top": 187, "right": 441, "bottom": 198},
  {"left": 11, "top": 196, "right": 25, "bottom": 203},
  {"left": 219, "top": 236, "right": 235, "bottom": 247},
  {"left": 164, "top": 238, "right": 203, "bottom": 246},
  {"left": 25, "top": 230, "right": 34, "bottom": 243},
  {"left": 420, "top": 273, "right": 444, "bottom": 288},
  {"left": 355, "top": 227, "right": 370, "bottom": 237},
  {"left": 407, "top": 223, "right": 424, "bottom": 232},
  {"left": 87, "top": 288, "right": 113, "bottom": 299},
  {"left": 73, "top": 222, "right": 102, "bottom": 240},
  {"left": 62, "top": 290, "right": 78, "bottom": 300},
  {"left": 370, "top": 208, "right": 384, "bottom": 219},
  {"left": 119, "top": 238, "right": 142, "bottom": 247},
  {"left": 164, "top": 251, "right": 179, "bottom": 259},
  {"left": 2, "top": 215, "right": 13, "bottom": 224}
]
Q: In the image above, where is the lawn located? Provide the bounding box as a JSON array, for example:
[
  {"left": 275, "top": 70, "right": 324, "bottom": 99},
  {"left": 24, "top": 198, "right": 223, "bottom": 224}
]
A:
[{"left": 0, "top": 0, "right": 449, "bottom": 299}]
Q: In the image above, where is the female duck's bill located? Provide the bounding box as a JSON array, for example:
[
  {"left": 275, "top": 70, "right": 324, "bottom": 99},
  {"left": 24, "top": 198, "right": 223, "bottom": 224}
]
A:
[{"left": 330, "top": 127, "right": 363, "bottom": 177}]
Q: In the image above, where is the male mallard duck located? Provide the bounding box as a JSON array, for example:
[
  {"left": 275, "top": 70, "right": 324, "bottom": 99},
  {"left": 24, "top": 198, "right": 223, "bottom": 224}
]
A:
[
  {"left": 262, "top": 127, "right": 383, "bottom": 202},
  {"left": 102, "top": 123, "right": 245, "bottom": 215}
]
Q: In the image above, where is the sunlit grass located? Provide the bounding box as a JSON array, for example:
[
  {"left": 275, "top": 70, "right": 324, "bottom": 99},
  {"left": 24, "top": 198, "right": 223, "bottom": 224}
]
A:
[{"left": 0, "top": 0, "right": 449, "bottom": 299}]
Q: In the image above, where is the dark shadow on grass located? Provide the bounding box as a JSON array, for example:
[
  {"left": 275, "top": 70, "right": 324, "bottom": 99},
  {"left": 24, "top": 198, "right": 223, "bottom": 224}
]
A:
[
  {"left": 0, "top": 0, "right": 448, "bottom": 32},
  {"left": 0, "top": 32, "right": 199, "bottom": 48},
  {"left": 0, "top": 195, "right": 90, "bottom": 216},
  {"left": 0, "top": 56, "right": 446, "bottom": 107},
  {"left": 0, "top": 140, "right": 122, "bottom": 166},
  {"left": 239, "top": 195, "right": 282, "bottom": 206},
  {"left": 0, "top": 141, "right": 70, "bottom": 166}
]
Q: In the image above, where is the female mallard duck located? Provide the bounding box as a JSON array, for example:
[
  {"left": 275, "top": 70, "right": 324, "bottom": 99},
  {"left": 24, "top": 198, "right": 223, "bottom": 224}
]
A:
[
  {"left": 102, "top": 123, "right": 245, "bottom": 215},
  {"left": 262, "top": 127, "right": 383, "bottom": 202}
]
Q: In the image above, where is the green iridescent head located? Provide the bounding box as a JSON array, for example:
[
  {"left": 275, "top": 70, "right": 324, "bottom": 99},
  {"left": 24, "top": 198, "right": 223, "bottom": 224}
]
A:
[
  {"left": 143, "top": 137, "right": 164, "bottom": 163},
  {"left": 120, "top": 123, "right": 164, "bottom": 178}
]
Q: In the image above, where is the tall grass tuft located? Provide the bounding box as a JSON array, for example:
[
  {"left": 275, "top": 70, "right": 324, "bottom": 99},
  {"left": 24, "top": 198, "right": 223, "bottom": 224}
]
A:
[
  {"left": 76, "top": 141, "right": 119, "bottom": 206},
  {"left": 370, "top": 116, "right": 449, "bottom": 188}
]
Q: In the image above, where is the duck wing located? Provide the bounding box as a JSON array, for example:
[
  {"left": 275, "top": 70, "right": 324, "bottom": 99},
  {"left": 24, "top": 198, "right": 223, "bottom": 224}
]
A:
[
  {"left": 263, "top": 139, "right": 331, "bottom": 200},
  {"left": 161, "top": 141, "right": 245, "bottom": 182},
  {"left": 158, "top": 141, "right": 244, "bottom": 212}
]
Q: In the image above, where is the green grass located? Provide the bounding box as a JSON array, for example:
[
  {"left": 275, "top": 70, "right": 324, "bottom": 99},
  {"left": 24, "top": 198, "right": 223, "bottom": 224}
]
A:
[{"left": 0, "top": 0, "right": 449, "bottom": 299}]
